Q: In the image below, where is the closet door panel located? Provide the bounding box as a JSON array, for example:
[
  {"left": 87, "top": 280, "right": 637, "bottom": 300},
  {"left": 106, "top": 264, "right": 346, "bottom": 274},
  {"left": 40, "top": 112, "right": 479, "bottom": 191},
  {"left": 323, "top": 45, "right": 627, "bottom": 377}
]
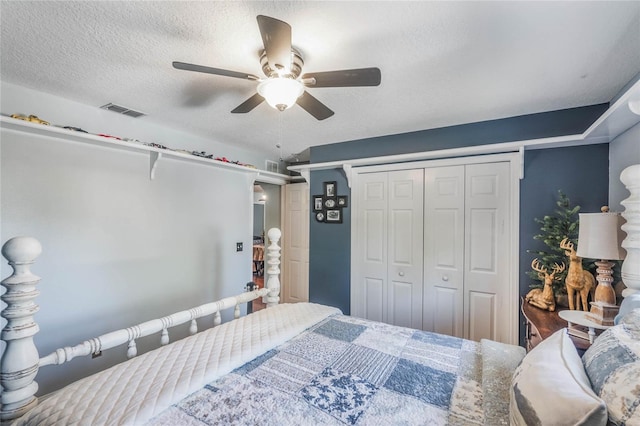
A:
[
  {"left": 467, "top": 291, "right": 496, "bottom": 341},
  {"left": 387, "top": 170, "right": 424, "bottom": 329},
  {"left": 364, "top": 278, "right": 385, "bottom": 322},
  {"left": 389, "top": 281, "right": 414, "bottom": 327},
  {"left": 468, "top": 209, "right": 497, "bottom": 272},
  {"left": 464, "top": 162, "right": 510, "bottom": 342},
  {"left": 433, "top": 287, "right": 458, "bottom": 336},
  {"left": 353, "top": 173, "right": 388, "bottom": 322},
  {"left": 424, "top": 166, "right": 464, "bottom": 337}
]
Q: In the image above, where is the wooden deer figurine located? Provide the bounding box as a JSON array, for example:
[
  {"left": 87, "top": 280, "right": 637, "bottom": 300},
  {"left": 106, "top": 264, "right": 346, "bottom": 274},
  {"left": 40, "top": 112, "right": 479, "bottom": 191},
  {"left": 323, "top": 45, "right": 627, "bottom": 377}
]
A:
[
  {"left": 526, "top": 259, "right": 565, "bottom": 311},
  {"left": 560, "top": 238, "right": 595, "bottom": 311}
]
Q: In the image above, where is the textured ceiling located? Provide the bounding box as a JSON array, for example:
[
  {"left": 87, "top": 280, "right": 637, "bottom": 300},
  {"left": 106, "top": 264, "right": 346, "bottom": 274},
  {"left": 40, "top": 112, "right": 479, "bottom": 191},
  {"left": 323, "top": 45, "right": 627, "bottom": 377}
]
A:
[{"left": 1, "top": 1, "right": 639, "bottom": 161}]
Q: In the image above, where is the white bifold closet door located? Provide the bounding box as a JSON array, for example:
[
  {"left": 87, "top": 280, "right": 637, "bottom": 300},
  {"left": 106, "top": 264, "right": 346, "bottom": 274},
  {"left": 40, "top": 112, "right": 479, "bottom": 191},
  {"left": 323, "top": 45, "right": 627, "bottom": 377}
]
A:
[
  {"left": 463, "top": 162, "right": 510, "bottom": 343},
  {"left": 423, "top": 166, "right": 465, "bottom": 337},
  {"left": 423, "top": 162, "right": 510, "bottom": 342},
  {"left": 353, "top": 169, "right": 424, "bottom": 329},
  {"left": 353, "top": 161, "right": 511, "bottom": 343}
]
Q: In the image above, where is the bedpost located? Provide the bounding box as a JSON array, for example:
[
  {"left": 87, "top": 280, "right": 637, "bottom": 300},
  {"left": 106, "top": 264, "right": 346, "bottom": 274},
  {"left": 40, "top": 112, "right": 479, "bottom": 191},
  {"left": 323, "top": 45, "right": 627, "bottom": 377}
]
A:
[
  {"left": 1, "top": 237, "right": 43, "bottom": 421},
  {"left": 265, "top": 228, "right": 281, "bottom": 307}
]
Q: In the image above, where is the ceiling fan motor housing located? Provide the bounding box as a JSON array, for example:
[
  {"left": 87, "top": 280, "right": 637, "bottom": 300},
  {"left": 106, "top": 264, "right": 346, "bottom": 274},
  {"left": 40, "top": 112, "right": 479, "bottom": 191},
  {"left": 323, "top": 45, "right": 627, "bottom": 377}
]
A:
[{"left": 260, "top": 48, "right": 304, "bottom": 79}]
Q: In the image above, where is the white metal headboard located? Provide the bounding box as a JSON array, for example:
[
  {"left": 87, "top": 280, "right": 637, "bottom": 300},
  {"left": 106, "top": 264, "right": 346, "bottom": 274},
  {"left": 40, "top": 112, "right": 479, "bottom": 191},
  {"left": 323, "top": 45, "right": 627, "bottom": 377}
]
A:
[{"left": 0, "top": 227, "right": 282, "bottom": 421}]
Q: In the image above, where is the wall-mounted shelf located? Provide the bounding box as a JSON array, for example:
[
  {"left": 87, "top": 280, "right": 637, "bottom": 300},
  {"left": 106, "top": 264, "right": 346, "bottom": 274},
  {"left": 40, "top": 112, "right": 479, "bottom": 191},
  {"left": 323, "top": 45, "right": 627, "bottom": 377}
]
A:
[{"left": 0, "top": 116, "right": 293, "bottom": 186}]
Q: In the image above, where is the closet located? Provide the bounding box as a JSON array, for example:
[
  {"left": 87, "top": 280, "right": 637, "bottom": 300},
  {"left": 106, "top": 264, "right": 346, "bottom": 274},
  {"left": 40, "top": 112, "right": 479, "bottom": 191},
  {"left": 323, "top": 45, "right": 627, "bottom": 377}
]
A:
[{"left": 351, "top": 156, "right": 516, "bottom": 344}]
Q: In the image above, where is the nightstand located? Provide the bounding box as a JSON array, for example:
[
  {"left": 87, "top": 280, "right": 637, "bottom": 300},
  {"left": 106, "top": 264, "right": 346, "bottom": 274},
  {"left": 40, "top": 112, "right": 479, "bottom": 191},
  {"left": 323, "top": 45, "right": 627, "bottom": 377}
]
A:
[
  {"left": 558, "top": 310, "right": 611, "bottom": 344},
  {"left": 521, "top": 299, "right": 590, "bottom": 352}
]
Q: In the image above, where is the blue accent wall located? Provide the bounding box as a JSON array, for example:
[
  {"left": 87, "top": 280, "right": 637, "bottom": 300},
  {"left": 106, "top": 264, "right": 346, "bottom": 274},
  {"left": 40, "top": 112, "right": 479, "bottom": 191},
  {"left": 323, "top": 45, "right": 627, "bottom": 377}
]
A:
[
  {"left": 519, "top": 144, "right": 609, "bottom": 344},
  {"left": 308, "top": 104, "right": 610, "bottom": 344},
  {"left": 308, "top": 170, "right": 351, "bottom": 312},
  {"left": 311, "top": 104, "right": 608, "bottom": 163}
]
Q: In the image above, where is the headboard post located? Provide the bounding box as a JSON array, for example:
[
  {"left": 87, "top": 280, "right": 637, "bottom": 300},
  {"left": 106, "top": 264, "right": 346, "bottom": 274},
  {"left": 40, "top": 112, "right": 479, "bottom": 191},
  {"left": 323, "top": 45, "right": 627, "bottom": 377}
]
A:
[
  {"left": 1, "top": 237, "right": 43, "bottom": 421},
  {"left": 265, "top": 228, "right": 281, "bottom": 307}
]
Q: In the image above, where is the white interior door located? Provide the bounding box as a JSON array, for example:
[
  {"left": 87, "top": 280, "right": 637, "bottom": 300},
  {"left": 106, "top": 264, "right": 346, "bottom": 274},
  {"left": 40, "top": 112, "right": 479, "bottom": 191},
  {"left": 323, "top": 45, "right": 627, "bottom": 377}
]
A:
[
  {"left": 424, "top": 166, "right": 465, "bottom": 337},
  {"left": 387, "top": 170, "right": 424, "bottom": 329},
  {"left": 464, "top": 162, "right": 510, "bottom": 342},
  {"left": 282, "top": 183, "right": 309, "bottom": 303}
]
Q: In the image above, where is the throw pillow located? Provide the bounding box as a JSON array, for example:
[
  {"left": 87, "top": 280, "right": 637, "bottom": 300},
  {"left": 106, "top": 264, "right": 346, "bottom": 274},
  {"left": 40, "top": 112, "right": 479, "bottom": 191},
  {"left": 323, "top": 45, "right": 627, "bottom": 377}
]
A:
[
  {"left": 583, "top": 321, "right": 640, "bottom": 425},
  {"left": 510, "top": 329, "right": 607, "bottom": 426}
]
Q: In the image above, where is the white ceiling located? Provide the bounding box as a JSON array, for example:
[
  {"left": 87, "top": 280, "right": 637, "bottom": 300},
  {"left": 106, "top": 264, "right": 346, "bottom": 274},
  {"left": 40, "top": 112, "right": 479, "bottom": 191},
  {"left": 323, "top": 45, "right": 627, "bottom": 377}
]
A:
[{"left": 1, "top": 1, "right": 639, "bottom": 162}]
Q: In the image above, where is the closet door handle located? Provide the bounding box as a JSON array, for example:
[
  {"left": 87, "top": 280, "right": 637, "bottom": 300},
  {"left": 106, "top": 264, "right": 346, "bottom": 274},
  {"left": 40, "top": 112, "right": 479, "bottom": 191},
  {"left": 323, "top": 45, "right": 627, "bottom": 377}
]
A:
[
  {"left": 442, "top": 275, "right": 449, "bottom": 282},
  {"left": 398, "top": 271, "right": 405, "bottom": 277}
]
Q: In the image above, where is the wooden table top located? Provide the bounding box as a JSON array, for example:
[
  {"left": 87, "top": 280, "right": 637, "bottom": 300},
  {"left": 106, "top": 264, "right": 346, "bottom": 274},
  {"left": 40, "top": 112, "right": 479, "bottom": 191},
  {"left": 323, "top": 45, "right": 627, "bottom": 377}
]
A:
[{"left": 521, "top": 299, "right": 590, "bottom": 351}]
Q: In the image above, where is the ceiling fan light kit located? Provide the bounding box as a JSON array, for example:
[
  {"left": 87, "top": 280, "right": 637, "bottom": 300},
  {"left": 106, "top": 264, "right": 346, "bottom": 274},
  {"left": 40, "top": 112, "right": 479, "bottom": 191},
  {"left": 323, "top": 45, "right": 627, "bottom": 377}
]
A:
[
  {"left": 257, "top": 78, "right": 304, "bottom": 111},
  {"left": 173, "top": 15, "right": 381, "bottom": 120}
]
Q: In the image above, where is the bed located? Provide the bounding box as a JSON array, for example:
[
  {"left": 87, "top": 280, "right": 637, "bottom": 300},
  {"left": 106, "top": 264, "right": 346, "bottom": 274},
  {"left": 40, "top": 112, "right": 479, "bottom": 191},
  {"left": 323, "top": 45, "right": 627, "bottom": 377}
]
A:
[{"left": 1, "top": 228, "right": 639, "bottom": 425}]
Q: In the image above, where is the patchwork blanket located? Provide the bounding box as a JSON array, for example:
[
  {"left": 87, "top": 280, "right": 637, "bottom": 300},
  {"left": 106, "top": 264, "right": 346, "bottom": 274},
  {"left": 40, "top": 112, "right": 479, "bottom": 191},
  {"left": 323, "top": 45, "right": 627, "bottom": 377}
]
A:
[{"left": 150, "top": 314, "right": 524, "bottom": 425}]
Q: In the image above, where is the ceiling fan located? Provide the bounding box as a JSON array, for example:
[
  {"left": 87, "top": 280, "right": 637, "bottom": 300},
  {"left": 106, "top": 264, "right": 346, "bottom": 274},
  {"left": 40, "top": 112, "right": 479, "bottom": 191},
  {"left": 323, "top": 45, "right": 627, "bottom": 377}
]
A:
[{"left": 172, "top": 15, "right": 381, "bottom": 120}]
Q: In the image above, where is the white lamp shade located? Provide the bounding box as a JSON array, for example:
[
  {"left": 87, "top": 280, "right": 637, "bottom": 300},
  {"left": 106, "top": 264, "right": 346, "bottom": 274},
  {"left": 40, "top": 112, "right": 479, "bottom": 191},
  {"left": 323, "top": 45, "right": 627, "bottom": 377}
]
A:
[
  {"left": 577, "top": 211, "right": 626, "bottom": 260},
  {"left": 257, "top": 78, "right": 304, "bottom": 111}
]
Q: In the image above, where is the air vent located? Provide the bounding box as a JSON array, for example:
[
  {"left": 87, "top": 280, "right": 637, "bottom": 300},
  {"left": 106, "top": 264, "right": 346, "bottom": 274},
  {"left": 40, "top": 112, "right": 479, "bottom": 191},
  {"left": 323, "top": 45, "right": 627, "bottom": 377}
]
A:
[
  {"left": 100, "top": 103, "right": 146, "bottom": 118},
  {"left": 265, "top": 160, "right": 279, "bottom": 173}
]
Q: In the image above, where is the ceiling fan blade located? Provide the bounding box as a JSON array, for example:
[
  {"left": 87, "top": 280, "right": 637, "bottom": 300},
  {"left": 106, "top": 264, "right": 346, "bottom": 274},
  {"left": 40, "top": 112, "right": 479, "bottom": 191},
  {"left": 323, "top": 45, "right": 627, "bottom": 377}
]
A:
[
  {"left": 173, "top": 61, "right": 259, "bottom": 81},
  {"left": 256, "top": 15, "right": 292, "bottom": 73},
  {"left": 302, "top": 68, "right": 381, "bottom": 87},
  {"left": 297, "top": 91, "right": 334, "bottom": 121},
  {"left": 231, "top": 93, "right": 265, "bottom": 113}
]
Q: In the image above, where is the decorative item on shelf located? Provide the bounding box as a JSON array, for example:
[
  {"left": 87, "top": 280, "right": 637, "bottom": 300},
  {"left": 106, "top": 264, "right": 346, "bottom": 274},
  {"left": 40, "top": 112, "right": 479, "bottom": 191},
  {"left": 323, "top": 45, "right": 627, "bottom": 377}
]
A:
[
  {"left": 525, "top": 259, "right": 565, "bottom": 311},
  {"left": 314, "top": 181, "right": 348, "bottom": 223},
  {"left": 10, "top": 113, "right": 50, "bottom": 125},
  {"left": 60, "top": 126, "right": 88, "bottom": 133},
  {"left": 577, "top": 206, "right": 626, "bottom": 326},
  {"left": 560, "top": 238, "right": 595, "bottom": 311},
  {"left": 96, "top": 133, "right": 122, "bottom": 140}
]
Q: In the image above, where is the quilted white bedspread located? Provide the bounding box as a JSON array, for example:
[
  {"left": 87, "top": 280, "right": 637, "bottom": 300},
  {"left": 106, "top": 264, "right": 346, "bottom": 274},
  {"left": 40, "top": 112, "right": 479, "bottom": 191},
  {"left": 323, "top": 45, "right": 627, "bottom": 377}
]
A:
[{"left": 15, "top": 303, "right": 340, "bottom": 426}]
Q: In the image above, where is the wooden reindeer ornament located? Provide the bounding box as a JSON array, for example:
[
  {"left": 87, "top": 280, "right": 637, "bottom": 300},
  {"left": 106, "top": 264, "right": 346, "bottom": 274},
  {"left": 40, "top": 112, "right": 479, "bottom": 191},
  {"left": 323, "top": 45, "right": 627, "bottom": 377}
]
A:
[
  {"left": 560, "top": 238, "right": 595, "bottom": 311},
  {"left": 526, "top": 259, "right": 565, "bottom": 311}
]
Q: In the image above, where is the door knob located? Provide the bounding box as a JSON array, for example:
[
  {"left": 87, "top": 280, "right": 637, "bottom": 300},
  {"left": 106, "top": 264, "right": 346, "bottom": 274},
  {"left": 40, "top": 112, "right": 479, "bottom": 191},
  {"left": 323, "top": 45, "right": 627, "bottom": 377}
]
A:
[
  {"left": 442, "top": 275, "right": 449, "bottom": 281},
  {"left": 398, "top": 271, "right": 405, "bottom": 277}
]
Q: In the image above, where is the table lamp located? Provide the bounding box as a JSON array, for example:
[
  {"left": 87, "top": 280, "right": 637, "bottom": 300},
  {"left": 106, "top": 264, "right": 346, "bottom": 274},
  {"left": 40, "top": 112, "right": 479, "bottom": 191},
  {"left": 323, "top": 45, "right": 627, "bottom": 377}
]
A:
[{"left": 576, "top": 206, "right": 626, "bottom": 325}]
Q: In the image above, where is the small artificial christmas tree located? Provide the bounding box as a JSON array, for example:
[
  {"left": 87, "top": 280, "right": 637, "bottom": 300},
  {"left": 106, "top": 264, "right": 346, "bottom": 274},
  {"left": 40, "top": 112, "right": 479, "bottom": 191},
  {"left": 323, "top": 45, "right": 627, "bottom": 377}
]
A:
[{"left": 527, "top": 191, "right": 585, "bottom": 297}]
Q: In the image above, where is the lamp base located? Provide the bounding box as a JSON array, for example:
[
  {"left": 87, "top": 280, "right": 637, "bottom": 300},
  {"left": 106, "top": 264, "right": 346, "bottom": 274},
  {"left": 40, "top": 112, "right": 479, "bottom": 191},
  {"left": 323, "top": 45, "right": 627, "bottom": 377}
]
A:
[{"left": 586, "top": 302, "right": 619, "bottom": 326}]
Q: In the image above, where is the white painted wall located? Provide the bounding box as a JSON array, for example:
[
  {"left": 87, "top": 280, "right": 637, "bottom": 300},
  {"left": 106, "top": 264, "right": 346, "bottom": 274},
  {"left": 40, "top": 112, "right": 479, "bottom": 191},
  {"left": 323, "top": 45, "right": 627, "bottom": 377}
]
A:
[
  {"left": 610, "top": 122, "right": 640, "bottom": 210},
  {"left": 0, "top": 84, "right": 262, "bottom": 396}
]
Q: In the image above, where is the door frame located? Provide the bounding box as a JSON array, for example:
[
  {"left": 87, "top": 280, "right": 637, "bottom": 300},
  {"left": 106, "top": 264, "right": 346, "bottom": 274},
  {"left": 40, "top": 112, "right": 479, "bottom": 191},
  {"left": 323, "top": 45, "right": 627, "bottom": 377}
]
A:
[{"left": 350, "top": 152, "right": 520, "bottom": 345}]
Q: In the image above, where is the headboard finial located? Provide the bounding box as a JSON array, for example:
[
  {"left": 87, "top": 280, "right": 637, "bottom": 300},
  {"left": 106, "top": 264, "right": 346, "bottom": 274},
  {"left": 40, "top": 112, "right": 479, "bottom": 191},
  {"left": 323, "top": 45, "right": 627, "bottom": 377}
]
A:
[
  {"left": 1, "top": 236, "right": 43, "bottom": 421},
  {"left": 267, "top": 227, "right": 281, "bottom": 242},
  {"left": 265, "top": 228, "right": 282, "bottom": 307},
  {"left": 2, "top": 236, "right": 42, "bottom": 265}
]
